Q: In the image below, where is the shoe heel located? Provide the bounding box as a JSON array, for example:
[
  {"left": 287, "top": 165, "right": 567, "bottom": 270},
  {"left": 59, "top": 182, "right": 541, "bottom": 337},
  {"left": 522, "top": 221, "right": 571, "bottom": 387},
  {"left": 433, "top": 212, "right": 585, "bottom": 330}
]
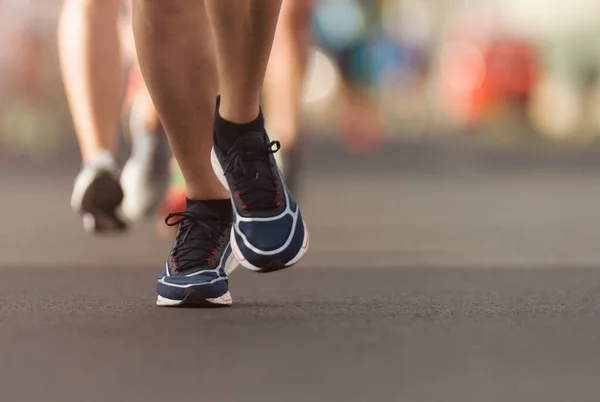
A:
[{"left": 81, "top": 173, "right": 127, "bottom": 233}]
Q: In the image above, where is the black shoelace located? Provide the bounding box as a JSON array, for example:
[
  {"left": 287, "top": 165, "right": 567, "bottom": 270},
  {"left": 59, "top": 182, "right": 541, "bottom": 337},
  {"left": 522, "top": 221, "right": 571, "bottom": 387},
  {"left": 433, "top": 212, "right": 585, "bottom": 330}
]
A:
[
  {"left": 224, "top": 137, "right": 282, "bottom": 212},
  {"left": 165, "top": 211, "right": 228, "bottom": 274}
]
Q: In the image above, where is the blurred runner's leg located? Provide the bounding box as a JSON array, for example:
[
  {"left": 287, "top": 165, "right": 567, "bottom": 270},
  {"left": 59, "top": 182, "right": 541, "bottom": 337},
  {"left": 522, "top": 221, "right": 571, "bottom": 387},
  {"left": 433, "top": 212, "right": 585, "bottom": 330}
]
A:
[
  {"left": 58, "top": 0, "right": 122, "bottom": 162},
  {"left": 59, "top": 0, "right": 126, "bottom": 233},
  {"left": 262, "top": 0, "right": 313, "bottom": 193},
  {"left": 119, "top": 0, "right": 172, "bottom": 222},
  {"left": 120, "top": 62, "right": 171, "bottom": 222}
]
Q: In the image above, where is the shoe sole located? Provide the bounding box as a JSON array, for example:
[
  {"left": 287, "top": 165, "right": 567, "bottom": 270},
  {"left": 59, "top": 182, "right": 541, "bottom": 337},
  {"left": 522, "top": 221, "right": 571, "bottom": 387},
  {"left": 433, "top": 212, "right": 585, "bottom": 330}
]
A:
[
  {"left": 211, "top": 148, "right": 309, "bottom": 272},
  {"left": 72, "top": 171, "right": 127, "bottom": 233},
  {"left": 156, "top": 291, "right": 233, "bottom": 307}
]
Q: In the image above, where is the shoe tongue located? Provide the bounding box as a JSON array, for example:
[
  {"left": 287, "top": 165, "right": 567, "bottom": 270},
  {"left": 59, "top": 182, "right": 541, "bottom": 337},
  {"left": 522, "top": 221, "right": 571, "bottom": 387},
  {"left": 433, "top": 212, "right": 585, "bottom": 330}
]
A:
[
  {"left": 233, "top": 132, "right": 266, "bottom": 151},
  {"left": 185, "top": 200, "right": 218, "bottom": 219},
  {"left": 232, "top": 133, "right": 271, "bottom": 179},
  {"left": 185, "top": 199, "right": 232, "bottom": 223}
]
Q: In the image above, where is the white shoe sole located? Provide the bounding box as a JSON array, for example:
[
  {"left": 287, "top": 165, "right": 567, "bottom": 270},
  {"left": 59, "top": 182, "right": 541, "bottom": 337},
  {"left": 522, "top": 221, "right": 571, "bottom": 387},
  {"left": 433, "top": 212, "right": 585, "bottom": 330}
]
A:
[{"left": 156, "top": 291, "right": 233, "bottom": 307}]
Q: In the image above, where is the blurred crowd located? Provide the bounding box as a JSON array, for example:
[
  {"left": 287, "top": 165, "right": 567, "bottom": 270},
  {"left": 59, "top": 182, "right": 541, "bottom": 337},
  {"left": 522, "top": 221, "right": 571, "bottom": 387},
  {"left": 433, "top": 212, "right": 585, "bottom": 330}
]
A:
[{"left": 3, "top": 0, "right": 600, "bottom": 158}]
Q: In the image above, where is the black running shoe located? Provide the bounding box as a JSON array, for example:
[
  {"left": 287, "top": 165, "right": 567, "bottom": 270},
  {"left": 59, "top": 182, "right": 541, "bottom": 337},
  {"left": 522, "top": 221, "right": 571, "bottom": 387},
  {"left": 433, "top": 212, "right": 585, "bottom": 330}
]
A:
[
  {"left": 156, "top": 201, "right": 237, "bottom": 307},
  {"left": 71, "top": 150, "right": 127, "bottom": 233}
]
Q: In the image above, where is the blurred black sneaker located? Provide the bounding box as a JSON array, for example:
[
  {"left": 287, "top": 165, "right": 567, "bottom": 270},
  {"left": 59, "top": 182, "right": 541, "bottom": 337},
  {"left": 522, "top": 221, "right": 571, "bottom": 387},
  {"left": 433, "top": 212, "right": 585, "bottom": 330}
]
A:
[{"left": 71, "top": 150, "right": 127, "bottom": 233}]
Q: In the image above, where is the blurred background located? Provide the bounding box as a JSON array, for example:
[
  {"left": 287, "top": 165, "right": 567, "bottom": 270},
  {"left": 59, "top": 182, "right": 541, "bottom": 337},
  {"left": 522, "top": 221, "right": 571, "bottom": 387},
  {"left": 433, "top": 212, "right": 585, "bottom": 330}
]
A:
[
  {"left": 3, "top": 0, "right": 600, "bottom": 269},
  {"left": 6, "top": 0, "right": 600, "bottom": 154}
]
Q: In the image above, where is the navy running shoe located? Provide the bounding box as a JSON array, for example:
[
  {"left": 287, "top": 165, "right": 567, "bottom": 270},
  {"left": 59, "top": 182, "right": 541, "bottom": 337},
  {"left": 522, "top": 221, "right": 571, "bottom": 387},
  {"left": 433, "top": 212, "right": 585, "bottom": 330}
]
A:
[
  {"left": 156, "top": 201, "right": 238, "bottom": 307},
  {"left": 211, "top": 129, "right": 309, "bottom": 273}
]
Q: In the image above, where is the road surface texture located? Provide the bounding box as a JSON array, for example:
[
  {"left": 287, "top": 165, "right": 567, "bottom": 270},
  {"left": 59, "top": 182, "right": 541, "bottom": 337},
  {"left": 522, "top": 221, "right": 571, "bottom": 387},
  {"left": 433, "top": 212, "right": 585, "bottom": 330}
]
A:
[{"left": 1, "top": 139, "right": 600, "bottom": 402}]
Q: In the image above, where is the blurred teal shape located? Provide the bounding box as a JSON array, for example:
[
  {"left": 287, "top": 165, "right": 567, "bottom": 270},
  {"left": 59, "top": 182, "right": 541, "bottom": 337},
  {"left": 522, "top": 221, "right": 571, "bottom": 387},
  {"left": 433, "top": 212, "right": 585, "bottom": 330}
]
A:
[{"left": 312, "top": 0, "right": 367, "bottom": 51}]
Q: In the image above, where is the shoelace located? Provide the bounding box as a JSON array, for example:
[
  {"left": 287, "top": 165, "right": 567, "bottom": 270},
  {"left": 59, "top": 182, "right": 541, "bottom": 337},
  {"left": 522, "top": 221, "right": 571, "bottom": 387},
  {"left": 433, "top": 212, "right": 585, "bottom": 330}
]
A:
[
  {"left": 165, "top": 211, "right": 227, "bottom": 273},
  {"left": 224, "top": 137, "right": 282, "bottom": 212}
]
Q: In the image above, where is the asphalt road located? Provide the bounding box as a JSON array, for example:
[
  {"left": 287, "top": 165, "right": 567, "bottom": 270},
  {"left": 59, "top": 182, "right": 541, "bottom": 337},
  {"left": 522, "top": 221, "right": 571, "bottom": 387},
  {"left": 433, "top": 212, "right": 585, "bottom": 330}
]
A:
[{"left": 1, "top": 141, "right": 600, "bottom": 402}]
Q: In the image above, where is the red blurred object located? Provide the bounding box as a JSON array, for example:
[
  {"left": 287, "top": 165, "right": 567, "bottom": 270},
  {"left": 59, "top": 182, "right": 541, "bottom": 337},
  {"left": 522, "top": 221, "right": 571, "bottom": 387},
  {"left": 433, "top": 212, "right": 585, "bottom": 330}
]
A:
[
  {"left": 485, "top": 41, "right": 537, "bottom": 97},
  {"left": 441, "top": 37, "right": 538, "bottom": 125}
]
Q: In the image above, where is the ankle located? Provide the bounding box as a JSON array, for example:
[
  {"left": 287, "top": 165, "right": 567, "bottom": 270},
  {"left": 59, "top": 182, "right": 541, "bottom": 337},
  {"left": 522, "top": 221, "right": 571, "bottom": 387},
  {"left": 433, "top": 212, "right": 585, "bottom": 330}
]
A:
[
  {"left": 84, "top": 149, "right": 117, "bottom": 169},
  {"left": 185, "top": 184, "right": 230, "bottom": 201},
  {"left": 217, "top": 96, "right": 261, "bottom": 125},
  {"left": 214, "top": 95, "right": 265, "bottom": 149}
]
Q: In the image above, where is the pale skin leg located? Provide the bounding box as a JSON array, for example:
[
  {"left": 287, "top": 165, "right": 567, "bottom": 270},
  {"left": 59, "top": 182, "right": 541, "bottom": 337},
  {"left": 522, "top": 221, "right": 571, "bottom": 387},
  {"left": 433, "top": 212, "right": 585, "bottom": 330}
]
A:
[
  {"left": 57, "top": 0, "right": 123, "bottom": 162},
  {"left": 262, "top": 0, "right": 313, "bottom": 149},
  {"left": 122, "top": 0, "right": 161, "bottom": 133}
]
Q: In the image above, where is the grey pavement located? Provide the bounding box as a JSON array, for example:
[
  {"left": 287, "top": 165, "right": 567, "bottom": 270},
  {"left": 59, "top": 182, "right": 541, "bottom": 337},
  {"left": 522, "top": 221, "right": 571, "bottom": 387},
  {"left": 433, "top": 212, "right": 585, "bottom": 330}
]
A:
[{"left": 1, "top": 140, "right": 600, "bottom": 402}]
